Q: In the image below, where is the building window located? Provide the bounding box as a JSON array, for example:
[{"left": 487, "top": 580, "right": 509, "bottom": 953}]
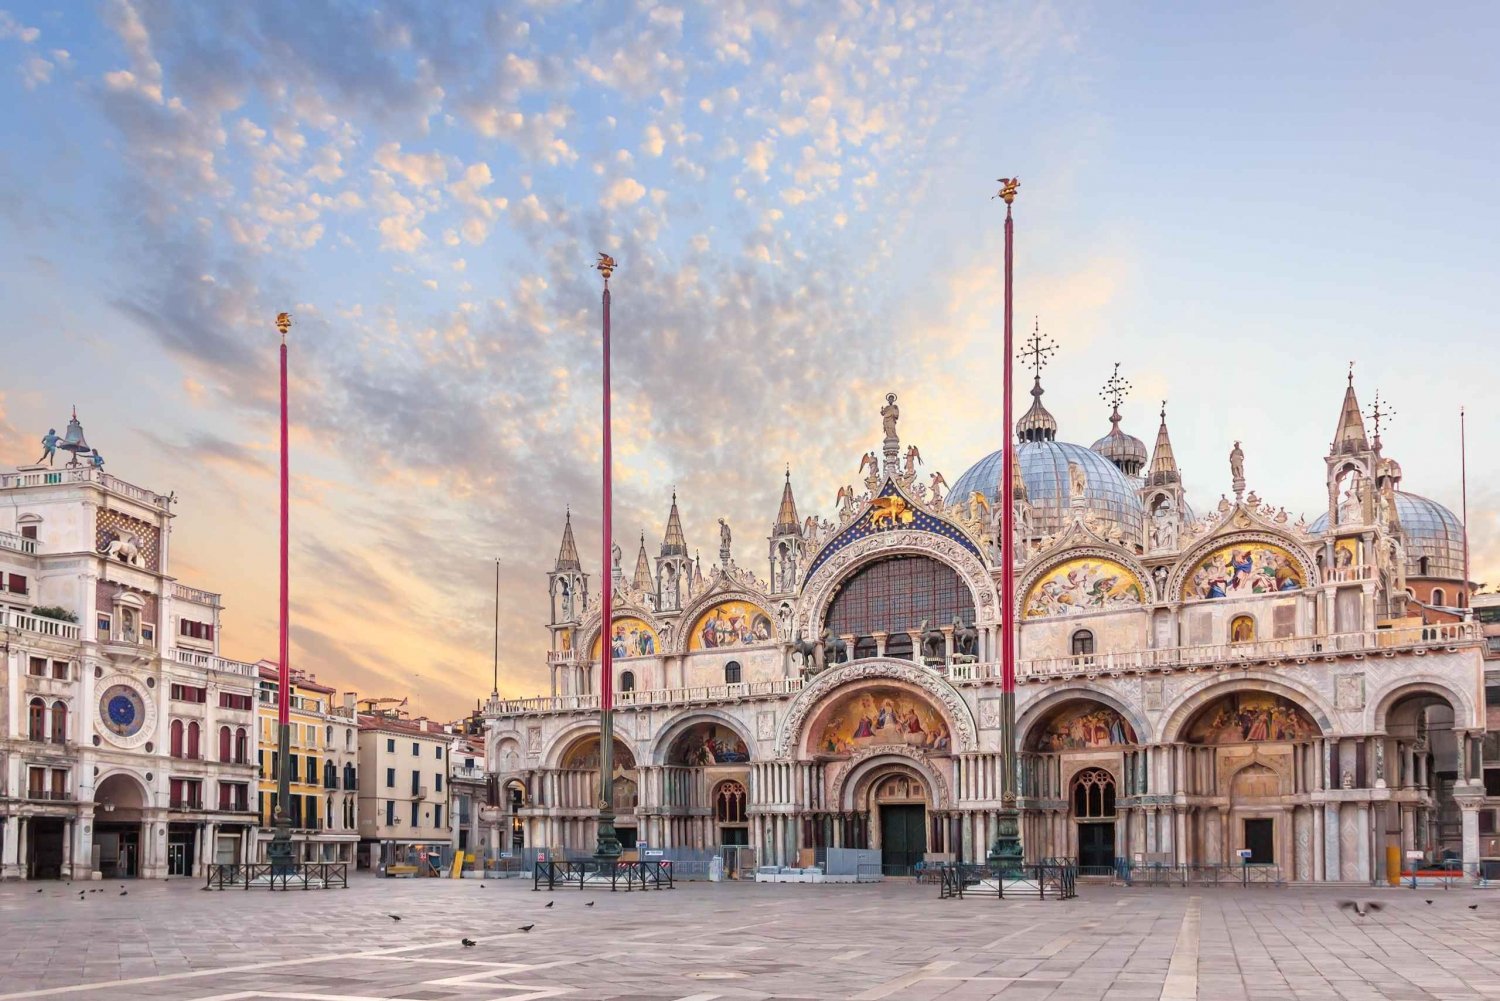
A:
[
  {"left": 324, "top": 760, "right": 337, "bottom": 789},
  {"left": 1070, "top": 630, "right": 1095, "bottom": 658},
  {"left": 50, "top": 701, "right": 67, "bottom": 743},
  {"left": 1230, "top": 615, "right": 1256, "bottom": 644},
  {"left": 6, "top": 572, "right": 27, "bottom": 594},
  {"left": 28, "top": 657, "right": 46, "bottom": 676},
  {"left": 434, "top": 804, "right": 443, "bottom": 829},
  {"left": 410, "top": 802, "right": 418, "bottom": 827},
  {"left": 170, "top": 718, "right": 184, "bottom": 757},
  {"left": 714, "top": 780, "right": 747, "bottom": 823},
  {"left": 235, "top": 727, "right": 249, "bottom": 763},
  {"left": 219, "top": 725, "right": 232, "bottom": 761},
  {"left": 51, "top": 659, "right": 68, "bottom": 680},
  {"left": 436, "top": 746, "right": 444, "bottom": 760},
  {"left": 385, "top": 800, "right": 396, "bottom": 826},
  {"left": 178, "top": 618, "right": 215, "bottom": 640},
  {"left": 724, "top": 661, "right": 742, "bottom": 684},
  {"left": 169, "top": 683, "right": 207, "bottom": 704},
  {"left": 1072, "top": 768, "right": 1117, "bottom": 819},
  {"left": 823, "top": 555, "right": 976, "bottom": 661},
  {"left": 411, "top": 771, "right": 420, "bottom": 795},
  {"left": 305, "top": 757, "right": 317, "bottom": 783},
  {"left": 620, "top": 670, "right": 635, "bottom": 693},
  {"left": 28, "top": 766, "right": 45, "bottom": 798},
  {"left": 27, "top": 698, "right": 45, "bottom": 741},
  {"left": 51, "top": 768, "right": 68, "bottom": 800},
  {"left": 412, "top": 742, "right": 420, "bottom": 756},
  {"left": 1432, "top": 587, "right": 1446, "bottom": 607},
  {"left": 187, "top": 721, "right": 201, "bottom": 759},
  {"left": 20, "top": 524, "right": 37, "bottom": 540},
  {"left": 97, "top": 613, "right": 111, "bottom": 638},
  {"left": 1419, "top": 556, "right": 1430, "bottom": 576},
  {"left": 387, "top": 738, "right": 395, "bottom": 753},
  {"left": 386, "top": 767, "right": 395, "bottom": 788},
  {"left": 435, "top": 773, "right": 443, "bottom": 793},
  {"left": 344, "top": 763, "right": 357, "bottom": 790},
  {"left": 219, "top": 692, "right": 253, "bottom": 710}
]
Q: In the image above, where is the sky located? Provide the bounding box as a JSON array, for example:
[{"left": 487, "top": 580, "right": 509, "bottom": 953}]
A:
[{"left": 0, "top": 1, "right": 1495, "bottom": 720}]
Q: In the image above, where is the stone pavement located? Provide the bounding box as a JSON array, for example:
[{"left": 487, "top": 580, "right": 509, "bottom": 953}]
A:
[{"left": 1, "top": 874, "right": 1499, "bottom": 1001}]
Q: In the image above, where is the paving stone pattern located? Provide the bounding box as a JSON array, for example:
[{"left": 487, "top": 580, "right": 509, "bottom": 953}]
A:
[{"left": 1, "top": 875, "right": 1499, "bottom": 1000}]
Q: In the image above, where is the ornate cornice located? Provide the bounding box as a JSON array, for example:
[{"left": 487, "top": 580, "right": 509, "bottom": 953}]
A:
[{"left": 773, "top": 659, "right": 977, "bottom": 757}]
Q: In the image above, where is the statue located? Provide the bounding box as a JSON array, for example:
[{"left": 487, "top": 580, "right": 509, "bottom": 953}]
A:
[
  {"left": 661, "top": 569, "right": 678, "bottom": 608},
  {"left": 1338, "top": 476, "right": 1364, "bottom": 525},
  {"left": 1229, "top": 441, "right": 1244, "bottom": 483},
  {"left": 611, "top": 542, "right": 623, "bottom": 573},
  {"left": 822, "top": 628, "right": 849, "bottom": 666},
  {"left": 1217, "top": 494, "right": 1231, "bottom": 513},
  {"left": 790, "top": 629, "right": 820, "bottom": 670},
  {"left": 836, "top": 484, "right": 857, "bottom": 518},
  {"left": 859, "top": 451, "right": 878, "bottom": 479},
  {"left": 967, "top": 490, "right": 990, "bottom": 523},
  {"left": 902, "top": 444, "right": 923, "bottom": 479},
  {"left": 929, "top": 470, "right": 948, "bottom": 505},
  {"left": 36, "top": 428, "right": 58, "bottom": 466},
  {"left": 951, "top": 614, "right": 978, "bottom": 659},
  {"left": 881, "top": 393, "right": 899, "bottom": 442},
  {"left": 1150, "top": 504, "right": 1178, "bottom": 552},
  {"left": 718, "top": 518, "right": 732, "bottom": 552},
  {"left": 1067, "top": 461, "right": 1086, "bottom": 499},
  {"left": 559, "top": 578, "right": 573, "bottom": 620},
  {"left": 1245, "top": 490, "right": 1259, "bottom": 507},
  {"left": 919, "top": 618, "right": 945, "bottom": 662},
  {"left": 88, "top": 449, "right": 104, "bottom": 471},
  {"left": 803, "top": 515, "right": 817, "bottom": 540},
  {"left": 1340, "top": 769, "right": 1354, "bottom": 790},
  {"left": 102, "top": 531, "right": 144, "bottom": 568}
]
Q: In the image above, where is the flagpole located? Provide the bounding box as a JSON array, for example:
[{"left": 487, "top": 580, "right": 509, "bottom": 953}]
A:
[
  {"left": 492, "top": 558, "right": 501, "bottom": 697},
  {"left": 267, "top": 311, "right": 295, "bottom": 875},
  {"left": 1461, "top": 407, "right": 1471, "bottom": 614},
  {"left": 989, "top": 178, "right": 1023, "bottom": 868},
  {"left": 594, "top": 254, "right": 622, "bottom": 863}
]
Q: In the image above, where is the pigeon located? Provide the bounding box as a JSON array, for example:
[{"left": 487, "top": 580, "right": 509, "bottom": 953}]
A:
[
  {"left": 545, "top": 901, "right": 554, "bottom": 908},
  {"left": 461, "top": 938, "right": 476, "bottom": 948},
  {"left": 1469, "top": 904, "right": 1479, "bottom": 910},
  {"left": 1338, "top": 901, "right": 1382, "bottom": 917},
  {"left": 36, "top": 889, "right": 42, "bottom": 894},
  {"left": 388, "top": 914, "right": 402, "bottom": 921},
  {"left": 1426, "top": 899, "right": 1433, "bottom": 905},
  {"left": 517, "top": 924, "right": 534, "bottom": 933},
  {"left": 119, "top": 890, "right": 127, "bottom": 896},
  {"left": 585, "top": 901, "right": 595, "bottom": 907}
]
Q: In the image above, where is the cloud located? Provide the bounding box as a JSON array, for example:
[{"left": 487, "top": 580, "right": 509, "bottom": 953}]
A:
[
  {"left": 601, "top": 176, "right": 647, "bottom": 208},
  {"left": 0, "top": 10, "right": 40, "bottom": 44}
]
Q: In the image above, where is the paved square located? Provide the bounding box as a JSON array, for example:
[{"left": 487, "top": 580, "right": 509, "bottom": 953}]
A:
[{"left": 2, "top": 875, "right": 1499, "bottom": 1000}]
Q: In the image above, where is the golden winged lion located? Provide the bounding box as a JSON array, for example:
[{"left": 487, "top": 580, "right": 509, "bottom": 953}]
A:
[{"left": 869, "top": 495, "right": 915, "bottom": 530}]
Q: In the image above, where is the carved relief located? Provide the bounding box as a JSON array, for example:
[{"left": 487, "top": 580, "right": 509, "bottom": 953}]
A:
[{"left": 1335, "top": 675, "right": 1364, "bottom": 711}]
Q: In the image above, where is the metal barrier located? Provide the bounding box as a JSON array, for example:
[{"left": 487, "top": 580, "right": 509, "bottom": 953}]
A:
[
  {"left": 532, "top": 859, "right": 675, "bottom": 892},
  {"left": 1117, "top": 862, "right": 1284, "bottom": 888},
  {"left": 937, "top": 861, "right": 1077, "bottom": 900},
  {"left": 204, "top": 862, "right": 349, "bottom": 890},
  {"left": 1398, "top": 861, "right": 1498, "bottom": 889}
]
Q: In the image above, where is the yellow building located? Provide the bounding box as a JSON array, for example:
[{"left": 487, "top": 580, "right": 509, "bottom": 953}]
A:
[{"left": 254, "top": 662, "right": 360, "bottom": 863}]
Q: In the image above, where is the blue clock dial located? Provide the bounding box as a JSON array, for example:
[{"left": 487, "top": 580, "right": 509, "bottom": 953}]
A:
[{"left": 99, "top": 684, "right": 146, "bottom": 738}]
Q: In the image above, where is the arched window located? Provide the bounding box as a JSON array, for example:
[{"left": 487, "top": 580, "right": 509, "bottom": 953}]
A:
[
  {"left": 1230, "top": 615, "right": 1256, "bottom": 644},
  {"left": 1072, "top": 768, "right": 1116, "bottom": 819},
  {"left": 824, "top": 555, "right": 975, "bottom": 661},
  {"left": 324, "top": 760, "right": 337, "bottom": 789},
  {"left": 1419, "top": 556, "right": 1430, "bottom": 576},
  {"left": 170, "top": 719, "right": 184, "bottom": 757},
  {"left": 186, "top": 721, "right": 201, "bottom": 759},
  {"left": 219, "top": 725, "right": 232, "bottom": 761},
  {"left": 1432, "top": 587, "right": 1446, "bottom": 607},
  {"left": 620, "top": 670, "right": 635, "bottom": 693},
  {"left": 343, "top": 763, "right": 356, "bottom": 790},
  {"left": 714, "top": 780, "right": 748, "bottom": 823},
  {"left": 724, "top": 661, "right": 742, "bottom": 684},
  {"left": 50, "top": 701, "right": 67, "bottom": 744},
  {"left": 1070, "top": 630, "right": 1095, "bottom": 658},
  {"left": 235, "top": 727, "right": 249, "bottom": 763},
  {"left": 28, "top": 698, "right": 46, "bottom": 741}
]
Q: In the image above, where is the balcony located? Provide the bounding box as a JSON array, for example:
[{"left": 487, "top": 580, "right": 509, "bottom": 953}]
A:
[
  {"left": 2, "top": 608, "right": 81, "bottom": 641},
  {"left": 25, "top": 790, "right": 73, "bottom": 802},
  {"left": 169, "top": 798, "right": 205, "bottom": 811},
  {"left": 486, "top": 623, "right": 1484, "bottom": 716},
  {"left": 169, "top": 647, "right": 258, "bottom": 678},
  {"left": 451, "top": 765, "right": 487, "bottom": 781},
  {"left": 0, "top": 530, "right": 37, "bottom": 556},
  {"left": 172, "top": 582, "right": 222, "bottom": 607},
  {"left": 0, "top": 467, "right": 171, "bottom": 510}
]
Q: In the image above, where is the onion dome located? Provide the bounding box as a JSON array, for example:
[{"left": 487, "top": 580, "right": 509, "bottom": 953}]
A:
[
  {"left": 1016, "top": 376, "right": 1058, "bottom": 443},
  {"left": 1310, "top": 491, "right": 1465, "bottom": 580},
  {"left": 1091, "top": 413, "right": 1147, "bottom": 477}
]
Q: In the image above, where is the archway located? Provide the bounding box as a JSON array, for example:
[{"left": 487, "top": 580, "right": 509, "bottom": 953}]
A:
[
  {"left": 555, "top": 735, "right": 639, "bottom": 851},
  {"left": 856, "top": 766, "right": 930, "bottom": 876},
  {"left": 1071, "top": 767, "right": 1118, "bottom": 872},
  {"left": 1181, "top": 691, "right": 1321, "bottom": 872},
  {"left": 1380, "top": 687, "right": 1464, "bottom": 861},
  {"left": 656, "top": 716, "right": 753, "bottom": 852},
  {"left": 1021, "top": 698, "right": 1137, "bottom": 866},
  {"left": 93, "top": 772, "right": 149, "bottom": 879}
]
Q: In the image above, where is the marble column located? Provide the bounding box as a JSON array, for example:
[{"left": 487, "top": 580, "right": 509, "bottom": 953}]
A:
[{"left": 1324, "top": 802, "right": 1341, "bottom": 881}]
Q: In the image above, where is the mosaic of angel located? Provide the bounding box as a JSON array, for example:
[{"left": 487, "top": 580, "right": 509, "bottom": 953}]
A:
[
  {"left": 1184, "top": 544, "right": 1303, "bottom": 600},
  {"left": 592, "top": 617, "right": 658, "bottom": 659},
  {"left": 816, "top": 687, "right": 951, "bottom": 757},
  {"left": 1024, "top": 558, "right": 1145, "bottom": 618}
]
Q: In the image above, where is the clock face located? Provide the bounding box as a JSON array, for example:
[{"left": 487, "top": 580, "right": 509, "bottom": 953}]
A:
[{"left": 100, "top": 684, "right": 146, "bottom": 738}]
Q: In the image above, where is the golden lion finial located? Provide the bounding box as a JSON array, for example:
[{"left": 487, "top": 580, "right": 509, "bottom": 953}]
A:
[
  {"left": 995, "top": 177, "right": 1020, "bottom": 204},
  {"left": 275, "top": 312, "right": 292, "bottom": 338},
  {"left": 595, "top": 253, "right": 616, "bottom": 282}
]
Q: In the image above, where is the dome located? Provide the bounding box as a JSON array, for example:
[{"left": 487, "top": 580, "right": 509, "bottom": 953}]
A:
[
  {"left": 948, "top": 440, "right": 1145, "bottom": 541},
  {"left": 1091, "top": 423, "right": 1148, "bottom": 476},
  {"left": 1309, "top": 491, "right": 1465, "bottom": 580}
]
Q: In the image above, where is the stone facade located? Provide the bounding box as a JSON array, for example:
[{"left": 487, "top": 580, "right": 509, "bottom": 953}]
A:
[{"left": 485, "top": 377, "right": 1486, "bottom": 881}]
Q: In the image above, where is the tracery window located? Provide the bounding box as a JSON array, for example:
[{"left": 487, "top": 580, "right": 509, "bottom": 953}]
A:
[
  {"left": 714, "top": 780, "right": 747, "bottom": 823},
  {"left": 1070, "top": 629, "right": 1095, "bottom": 658},
  {"left": 1072, "top": 768, "right": 1116, "bottom": 819},
  {"left": 824, "top": 556, "right": 973, "bottom": 658}
]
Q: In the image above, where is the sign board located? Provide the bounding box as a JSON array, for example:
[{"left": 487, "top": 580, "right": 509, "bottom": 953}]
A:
[
  {"left": 644, "top": 849, "right": 664, "bottom": 857},
  {"left": 537, "top": 853, "right": 546, "bottom": 862},
  {"left": 500, "top": 852, "right": 513, "bottom": 859},
  {"left": 1406, "top": 850, "right": 1424, "bottom": 861},
  {"left": 1236, "top": 849, "right": 1253, "bottom": 859},
  {"left": 1133, "top": 853, "right": 1143, "bottom": 863}
]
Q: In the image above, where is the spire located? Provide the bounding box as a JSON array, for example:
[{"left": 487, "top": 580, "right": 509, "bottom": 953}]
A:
[
  {"left": 632, "top": 533, "right": 652, "bottom": 591},
  {"left": 555, "top": 508, "right": 581, "bottom": 570},
  {"left": 1331, "top": 363, "right": 1369, "bottom": 455},
  {"left": 693, "top": 550, "right": 704, "bottom": 588},
  {"left": 774, "top": 467, "right": 801, "bottom": 535},
  {"left": 1015, "top": 319, "right": 1058, "bottom": 443},
  {"left": 660, "top": 489, "right": 688, "bottom": 557},
  {"left": 1092, "top": 362, "right": 1147, "bottom": 475},
  {"left": 1146, "top": 402, "right": 1181, "bottom": 487}
]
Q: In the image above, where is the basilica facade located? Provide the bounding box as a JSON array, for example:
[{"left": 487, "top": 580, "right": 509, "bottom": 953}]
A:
[{"left": 484, "top": 370, "right": 1485, "bottom": 881}]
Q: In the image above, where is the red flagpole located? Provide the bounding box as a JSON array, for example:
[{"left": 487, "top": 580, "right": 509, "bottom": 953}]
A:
[
  {"left": 594, "top": 255, "right": 622, "bottom": 861},
  {"left": 268, "top": 311, "right": 294, "bottom": 871}
]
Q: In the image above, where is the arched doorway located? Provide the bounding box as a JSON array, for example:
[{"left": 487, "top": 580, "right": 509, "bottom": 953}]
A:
[
  {"left": 93, "top": 773, "right": 148, "bottom": 878},
  {"left": 713, "top": 779, "right": 749, "bottom": 846},
  {"left": 1181, "top": 691, "right": 1321, "bottom": 870},
  {"left": 661, "top": 718, "right": 752, "bottom": 852},
  {"left": 1383, "top": 689, "right": 1463, "bottom": 861},
  {"left": 557, "top": 735, "right": 639, "bottom": 850},
  {"left": 1071, "top": 767, "right": 1117, "bottom": 871},
  {"left": 1022, "top": 698, "right": 1138, "bottom": 864},
  {"left": 867, "top": 769, "right": 929, "bottom": 876}
]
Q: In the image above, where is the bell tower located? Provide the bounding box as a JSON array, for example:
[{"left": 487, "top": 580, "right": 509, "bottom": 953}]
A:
[
  {"left": 1325, "top": 367, "right": 1376, "bottom": 531},
  {"left": 768, "top": 468, "right": 804, "bottom": 594},
  {"left": 1141, "top": 402, "right": 1189, "bottom": 554},
  {"left": 655, "top": 490, "right": 691, "bottom": 612}
]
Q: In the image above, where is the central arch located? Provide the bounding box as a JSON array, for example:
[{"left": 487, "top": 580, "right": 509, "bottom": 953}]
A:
[{"left": 776, "top": 659, "right": 977, "bottom": 757}]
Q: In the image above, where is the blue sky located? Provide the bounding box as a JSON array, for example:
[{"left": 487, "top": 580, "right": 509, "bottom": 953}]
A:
[{"left": 0, "top": 1, "right": 1494, "bottom": 717}]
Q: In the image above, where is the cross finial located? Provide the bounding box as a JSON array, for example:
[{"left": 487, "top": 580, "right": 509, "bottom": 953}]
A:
[
  {"left": 1348, "top": 360, "right": 1355, "bottom": 386},
  {"left": 1160, "top": 399, "right": 1168, "bottom": 422},
  {"left": 1100, "top": 362, "right": 1132, "bottom": 419},
  {"left": 1020, "top": 317, "right": 1056, "bottom": 381},
  {"left": 1365, "top": 389, "right": 1394, "bottom": 439}
]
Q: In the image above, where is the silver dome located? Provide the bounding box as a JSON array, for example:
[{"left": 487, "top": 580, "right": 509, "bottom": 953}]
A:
[
  {"left": 949, "top": 440, "right": 1145, "bottom": 541},
  {"left": 1309, "top": 491, "right": 1465, "bottom": 580}
]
